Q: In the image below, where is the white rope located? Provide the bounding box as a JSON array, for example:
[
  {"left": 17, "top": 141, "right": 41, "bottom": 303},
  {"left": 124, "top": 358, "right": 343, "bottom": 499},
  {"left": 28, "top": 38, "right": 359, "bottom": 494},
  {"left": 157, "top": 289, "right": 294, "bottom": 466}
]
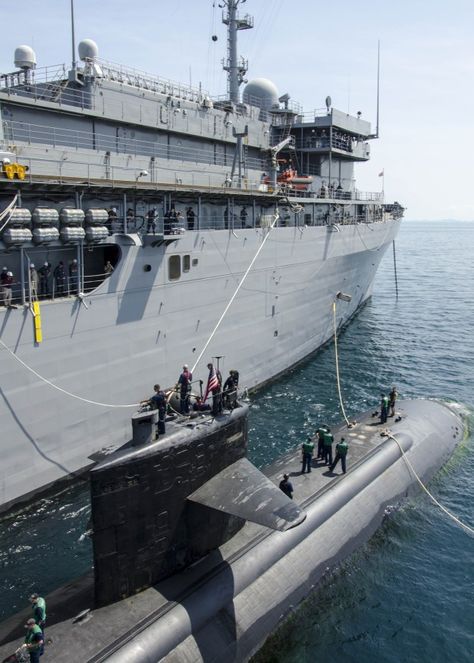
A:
[
  {"left": 385, "top": 430, "right": 474, "bottom": 536},
  {"left": 191, "top": 211, "right": 280, "bottom": 374},
  {"left": 332, "top": 300, "right": 473, "bottom": 537},
  {"left": 332, "top": 300, "right": 351, "bottom": 427},
  {"left": 0, "top": 194, "right": 18, "bottom": 232},
  {"left": 355, "top": 219, "right": 393, "bottom": 253},
  {"left": 0, "top": 339, "right": 140, "bottom": 408},
  {"left": 0, "top": 212, "right": 280, "bottom": 408}
]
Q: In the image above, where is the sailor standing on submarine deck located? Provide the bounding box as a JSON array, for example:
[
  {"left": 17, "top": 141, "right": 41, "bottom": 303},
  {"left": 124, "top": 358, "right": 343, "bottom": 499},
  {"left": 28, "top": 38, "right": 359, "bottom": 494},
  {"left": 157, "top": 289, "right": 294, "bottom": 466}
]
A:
[
  {"left": 322, "top": 429, "right": 334, "bottom": 466},
  {"left": 279, "top": 473, "right": 294, "bottom": 499},
  {"left": 29, "top": 593, "right": 46, "bottom": 634},
  {"left": 177, "top": 365, "right": 192, "bottom": 414},
  {"left": 389, "top": 386, "right": 398, "bottom": 417},
  {"left": 23, "top": 618, "right": 44, "bottom": 663},
  {"left": 380, "top": 393, "right": 389, "bottom": 424},
  {"left": 316, "top": 425, "right": 329, "bottom": 459},
  {"left": 330, "top": 437, "right": 349, "bottom": 474},
  {"left": 301, "top": 437, "right": 315, "bottom": 473},
  {"left": 141, "top": 384, "right": 166, "bottom": 435}
]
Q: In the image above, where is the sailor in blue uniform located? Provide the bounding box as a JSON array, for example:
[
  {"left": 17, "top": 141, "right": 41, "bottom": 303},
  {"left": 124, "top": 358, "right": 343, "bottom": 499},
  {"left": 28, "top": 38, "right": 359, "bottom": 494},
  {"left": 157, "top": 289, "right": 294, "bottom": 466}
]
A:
[
  {"left": 177, "top": 365, "right": 192, "bottom": 414},
  {"left": 38, "top": 262, "right": 51, "bottom": 297},
  {"left": 142, "top": 384, "right": 166, "bottom": 435},
  {"left": 380, "top": 393, "right": 389, "bottom": 424},
  {"left": 279, "top": 473, "right": 294, "bottom": 499}
]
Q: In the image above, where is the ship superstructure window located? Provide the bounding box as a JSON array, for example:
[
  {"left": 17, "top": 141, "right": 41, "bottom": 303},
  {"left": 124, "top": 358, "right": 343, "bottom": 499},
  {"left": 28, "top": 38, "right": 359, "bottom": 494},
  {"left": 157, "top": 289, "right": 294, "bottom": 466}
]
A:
[
  {"left": 192, "top": 258, "right": 198, "bottom": 267},
  {"left": 168, "top": 255, "right": 181, "bottom": 280},
  {"left": 183, "top": 255, "right": 191, "bottom": 272}
]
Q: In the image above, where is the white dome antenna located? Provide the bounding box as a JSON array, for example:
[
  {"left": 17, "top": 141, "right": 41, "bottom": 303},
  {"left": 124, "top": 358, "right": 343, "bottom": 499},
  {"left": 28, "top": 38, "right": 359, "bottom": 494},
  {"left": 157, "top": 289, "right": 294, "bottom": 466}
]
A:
[
  {"left": 78, "top": 39, "right": 99, "bottom": 62},
  {"left": 14, "top": 45, "right": 37, "bottom": 70},
  {"left": 243, "top": 79, "right": 279, "bottom": 111}
]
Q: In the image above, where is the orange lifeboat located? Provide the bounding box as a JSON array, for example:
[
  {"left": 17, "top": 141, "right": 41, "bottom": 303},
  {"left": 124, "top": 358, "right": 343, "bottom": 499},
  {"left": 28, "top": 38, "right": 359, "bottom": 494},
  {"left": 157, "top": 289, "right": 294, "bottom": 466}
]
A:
[{"left": 277, "top": 168, "right": 313, "bottom": 191}]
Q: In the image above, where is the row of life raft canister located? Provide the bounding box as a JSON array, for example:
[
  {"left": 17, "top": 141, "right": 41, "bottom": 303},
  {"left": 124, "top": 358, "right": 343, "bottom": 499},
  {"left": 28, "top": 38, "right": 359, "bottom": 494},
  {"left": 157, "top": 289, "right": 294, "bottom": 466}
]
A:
[{"left": 2, "top": 208, "right": 110, "bottom": 246}]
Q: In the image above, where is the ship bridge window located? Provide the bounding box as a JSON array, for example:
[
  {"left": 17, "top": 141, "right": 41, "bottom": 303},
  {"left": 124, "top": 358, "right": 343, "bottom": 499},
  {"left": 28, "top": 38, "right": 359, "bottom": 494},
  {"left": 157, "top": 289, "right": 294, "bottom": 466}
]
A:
[{"left": 169, "top": 255, "right": 181, "bottom": 280}]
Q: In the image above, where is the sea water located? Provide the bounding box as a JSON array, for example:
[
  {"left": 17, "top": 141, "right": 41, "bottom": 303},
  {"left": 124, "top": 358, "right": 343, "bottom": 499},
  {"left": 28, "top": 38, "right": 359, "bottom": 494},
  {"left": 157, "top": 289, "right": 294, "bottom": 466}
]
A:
[{"left": 1, "top": 220, "right": 473, "bottom": 662}]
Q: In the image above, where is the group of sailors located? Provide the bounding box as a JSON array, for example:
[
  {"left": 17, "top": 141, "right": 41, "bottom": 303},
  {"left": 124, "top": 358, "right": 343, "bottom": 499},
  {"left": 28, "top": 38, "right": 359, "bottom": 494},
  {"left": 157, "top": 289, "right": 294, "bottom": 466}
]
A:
[
  {"left": 279, "top": 388, "right": 399, "bottom": 500},
  {"left": 1, "top": 261, "right": 78, "bottom": 305},
  {"left": 0, "top": 260, "right": 115, "bottom": 307},
  {"left": 141, "top": 363, "right": 240, "bottom": 436},
  {"left": 106, "top": 205, "right": 197, "bottom": 235},
  {"left": 318, "top": 181, "right": 351, "bottom": 200},
  {"left": 279, "top": 425, "right": 349, "bottom": 500},
  {"left": 304, "top": 426, "right": 348, "bottom": 473},
  {"left": 279, "top": 427, "right": 349, "bottom": 500},
  {"left": 11, "top": 593, "right": 47, "bottom": 662}
]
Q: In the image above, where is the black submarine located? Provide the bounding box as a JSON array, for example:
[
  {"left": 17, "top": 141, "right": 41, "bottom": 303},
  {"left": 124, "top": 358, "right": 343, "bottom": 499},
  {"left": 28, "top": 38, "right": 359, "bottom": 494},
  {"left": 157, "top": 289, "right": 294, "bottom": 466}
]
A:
[{"left": 0, "top": 397, "right": 466, "bottom": 663}]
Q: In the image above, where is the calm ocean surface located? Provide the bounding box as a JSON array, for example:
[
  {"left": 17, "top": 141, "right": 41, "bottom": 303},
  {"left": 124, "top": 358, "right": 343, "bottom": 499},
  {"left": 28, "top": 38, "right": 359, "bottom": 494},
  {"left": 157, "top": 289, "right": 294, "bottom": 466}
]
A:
[{"left": 1, "top": 220, "right": 473, "bottom": 662}]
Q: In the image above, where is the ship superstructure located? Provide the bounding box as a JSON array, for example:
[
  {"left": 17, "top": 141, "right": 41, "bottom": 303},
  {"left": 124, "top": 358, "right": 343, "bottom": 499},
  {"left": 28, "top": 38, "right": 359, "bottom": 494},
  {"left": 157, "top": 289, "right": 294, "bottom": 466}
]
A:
[{"left": 0, "top": 0, "right": 403, "bottom": 513}]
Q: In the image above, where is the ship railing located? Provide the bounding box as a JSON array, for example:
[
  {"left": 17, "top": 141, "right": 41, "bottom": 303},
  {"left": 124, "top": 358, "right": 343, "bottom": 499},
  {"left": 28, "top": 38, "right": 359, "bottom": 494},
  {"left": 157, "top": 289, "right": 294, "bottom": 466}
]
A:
[
  {"left": 234, "top": 94, "right": 303, "bottom": 115},
  {"left": 0, "top": 271, "right": 117, "bottom": 309},
  {"left": 2, "top": 148, "right": 385, "bottom": 203},
  {"left": 2, "top": 120, "right": 265, "bottom": 170},
  {"left": 0, "top": 79, "right": 94, "bottom": 110},
  {"left": 295, "top": 108, "right": 332, "bottom": 122},
  {"left": 294, "top": 134, "right": 366, "bottom": 152},
  {"left": 293, "top": 108, "right": 331, "bottom": 123},
  {"left": 2, "top": 149, "right": 266, "bottom": 191},
  {"left": 81, "top": 271, "right": 114, "bottom": 293},
  {"left": 96, "top": 58, "right": 208, "bottom": 103},
  {"left": 0, "top": 64, "right": 66, "bottom": 89}
]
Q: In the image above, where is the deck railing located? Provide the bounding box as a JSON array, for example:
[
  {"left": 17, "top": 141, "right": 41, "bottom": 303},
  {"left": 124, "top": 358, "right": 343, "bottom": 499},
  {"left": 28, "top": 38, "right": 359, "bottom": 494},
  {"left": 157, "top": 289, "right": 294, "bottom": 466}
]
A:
[
  {"left": 2, "top": 119, "right": 266, "bottom": 171},
  {"left": 0, "top": 147, "right": 383, "bottom": 203}
]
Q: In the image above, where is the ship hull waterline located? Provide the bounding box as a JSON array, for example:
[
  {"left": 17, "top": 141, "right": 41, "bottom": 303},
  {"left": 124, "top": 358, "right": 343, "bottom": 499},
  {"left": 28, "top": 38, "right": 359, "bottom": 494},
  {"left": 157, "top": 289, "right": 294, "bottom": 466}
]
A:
[{"left": 0, "top": 219, "right": 400, "bottom": 513}]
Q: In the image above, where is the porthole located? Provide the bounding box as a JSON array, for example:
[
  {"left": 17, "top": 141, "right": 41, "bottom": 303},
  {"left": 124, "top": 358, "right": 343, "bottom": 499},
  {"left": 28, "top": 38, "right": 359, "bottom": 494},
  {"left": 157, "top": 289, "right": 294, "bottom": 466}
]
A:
[{"left": 143, "top": 264, "right": 152, "bottom": 272}]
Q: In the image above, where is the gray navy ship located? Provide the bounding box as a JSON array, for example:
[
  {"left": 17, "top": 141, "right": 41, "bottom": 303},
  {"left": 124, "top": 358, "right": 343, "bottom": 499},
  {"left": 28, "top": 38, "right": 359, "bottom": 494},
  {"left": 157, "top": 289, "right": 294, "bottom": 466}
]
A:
[{"left": 0, "top": 0, "right": 403, "bottom": 514}]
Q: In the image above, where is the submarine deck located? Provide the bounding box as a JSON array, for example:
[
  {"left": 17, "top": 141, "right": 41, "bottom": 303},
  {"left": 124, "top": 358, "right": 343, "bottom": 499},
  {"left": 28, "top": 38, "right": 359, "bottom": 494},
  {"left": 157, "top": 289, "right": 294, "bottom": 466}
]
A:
[{"left": 0, "top": 401, "right": 433, "bottom": 661}]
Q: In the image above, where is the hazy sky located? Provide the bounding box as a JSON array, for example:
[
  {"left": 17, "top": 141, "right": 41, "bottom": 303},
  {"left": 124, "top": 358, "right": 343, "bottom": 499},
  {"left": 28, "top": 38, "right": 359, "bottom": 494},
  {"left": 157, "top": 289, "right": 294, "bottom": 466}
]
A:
[{"left": 1, "top": 0, "right": 473, "bottom": 220}]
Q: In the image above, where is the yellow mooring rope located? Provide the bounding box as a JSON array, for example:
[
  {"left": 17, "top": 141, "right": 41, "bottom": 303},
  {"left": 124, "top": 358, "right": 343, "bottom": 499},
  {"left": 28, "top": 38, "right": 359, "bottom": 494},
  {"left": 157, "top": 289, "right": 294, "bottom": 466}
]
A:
[{"left": 332, "top": 301, "right": 351, "bottom": 427}]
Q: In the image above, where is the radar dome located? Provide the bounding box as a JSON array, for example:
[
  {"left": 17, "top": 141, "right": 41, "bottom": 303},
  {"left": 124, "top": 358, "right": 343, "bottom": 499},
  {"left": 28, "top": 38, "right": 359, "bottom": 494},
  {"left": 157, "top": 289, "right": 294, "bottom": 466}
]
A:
[
  {"left": 78, "top": 39, "right": 99, "bottom": 61},
  {"left": 243, "top": 79, "right": 279, "bottom": 110},
  {"left": 14, "top": 45, "right": 37, "bottom": 70}
]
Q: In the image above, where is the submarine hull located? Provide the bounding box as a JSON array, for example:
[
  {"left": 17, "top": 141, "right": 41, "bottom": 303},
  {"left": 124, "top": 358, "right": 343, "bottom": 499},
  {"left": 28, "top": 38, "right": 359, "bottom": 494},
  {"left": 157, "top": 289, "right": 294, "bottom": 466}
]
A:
[
  {"left": 0, "top": 399, "right": 465, "bottom": 663},
  {"left": 108, "top": 400, "right": 464, "bottom": 663}
]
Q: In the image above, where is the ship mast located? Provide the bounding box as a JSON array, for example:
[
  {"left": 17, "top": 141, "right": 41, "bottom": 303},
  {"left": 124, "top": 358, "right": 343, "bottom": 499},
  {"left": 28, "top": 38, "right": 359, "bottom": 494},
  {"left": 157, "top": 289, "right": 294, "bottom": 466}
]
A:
[{"left": 221, "top": 0, "right": 253, "bottom": 103}]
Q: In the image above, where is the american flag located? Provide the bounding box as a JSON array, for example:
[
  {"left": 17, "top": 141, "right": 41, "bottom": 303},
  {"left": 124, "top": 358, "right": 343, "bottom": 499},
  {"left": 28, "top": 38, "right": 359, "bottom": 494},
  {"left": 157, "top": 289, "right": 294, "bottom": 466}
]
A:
[{"left": 203, "top": 366, "right": 219, "bottom": 402}]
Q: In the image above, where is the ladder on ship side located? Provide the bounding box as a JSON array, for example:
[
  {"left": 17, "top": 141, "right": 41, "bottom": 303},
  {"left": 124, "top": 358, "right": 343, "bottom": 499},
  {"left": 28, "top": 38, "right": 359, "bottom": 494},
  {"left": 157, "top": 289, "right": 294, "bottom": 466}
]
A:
[{"left": 38, "top": 79, "right": 69, "bottom": 103}]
